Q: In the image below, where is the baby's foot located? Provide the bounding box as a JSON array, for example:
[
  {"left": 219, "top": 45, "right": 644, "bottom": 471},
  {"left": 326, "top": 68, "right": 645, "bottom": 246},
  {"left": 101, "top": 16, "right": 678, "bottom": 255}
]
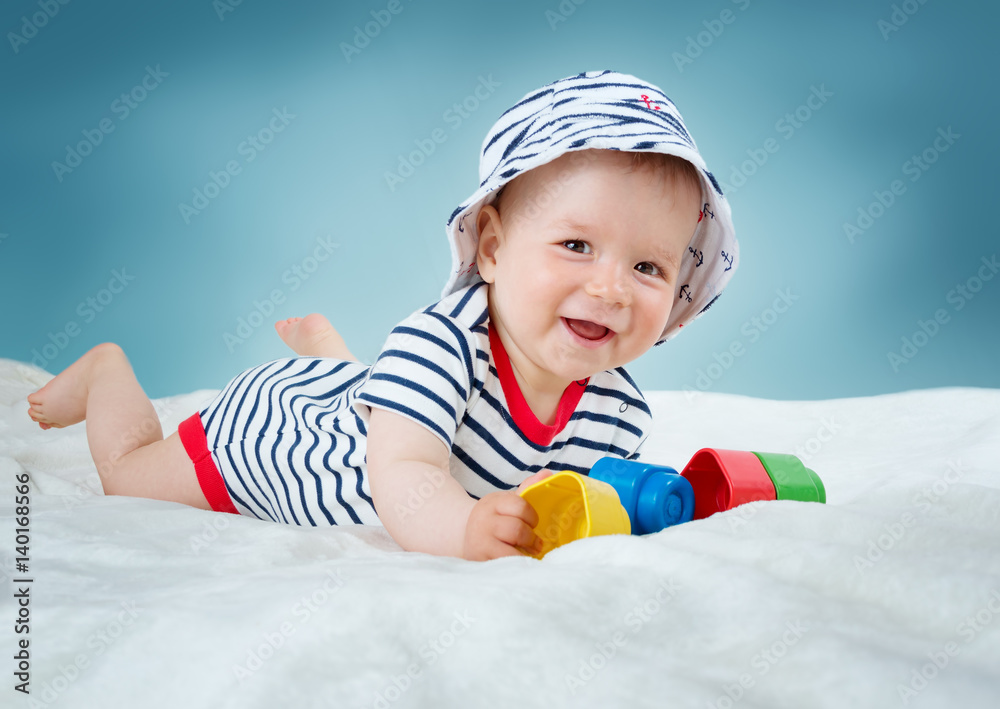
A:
[
  {"left": 275, "top": 314, "right": 358, "bottom": 360},
  {"left": 26, "top": 343, "right": 118, "bottom": 430}
]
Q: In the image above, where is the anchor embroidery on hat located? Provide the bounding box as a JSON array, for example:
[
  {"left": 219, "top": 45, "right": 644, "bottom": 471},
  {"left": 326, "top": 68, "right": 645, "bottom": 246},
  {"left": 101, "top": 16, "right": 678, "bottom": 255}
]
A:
[
  {"left": 721, "top": 250, "right": 734, "bottom": 272},
  {"left": 698, "top": 203, "right": 714, "bottom": 222},
  {"left": 678, "top": 284, "right": 693, "bottom": 303},
  {"left": 687, "top": 247, "right": 704, "bottom": 267},
  {"left": 640, "top": 94, "right": 662, "bottom": 111}
]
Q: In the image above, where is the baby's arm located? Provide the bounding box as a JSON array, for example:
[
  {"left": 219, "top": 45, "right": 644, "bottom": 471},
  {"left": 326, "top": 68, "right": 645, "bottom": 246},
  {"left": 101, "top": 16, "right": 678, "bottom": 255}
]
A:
[{"left": 367, "top": 407, "right": 544, "bottom": 560}]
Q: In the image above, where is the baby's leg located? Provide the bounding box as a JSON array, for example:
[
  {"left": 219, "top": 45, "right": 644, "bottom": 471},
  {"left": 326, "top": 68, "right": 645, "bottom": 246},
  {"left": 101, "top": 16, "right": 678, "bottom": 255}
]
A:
[
  {"left": 27, "top": 343, "right": 211, "bottom": 509},
  {"left": 275, "top": 314, "right": 358, "bottom": 360}
]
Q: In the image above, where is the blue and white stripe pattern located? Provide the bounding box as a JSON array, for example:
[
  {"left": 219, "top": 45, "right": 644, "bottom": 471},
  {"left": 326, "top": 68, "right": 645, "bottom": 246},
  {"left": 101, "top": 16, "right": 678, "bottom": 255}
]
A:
[
  {"left": 353, "top": 282, "right": 650, "bottom": 501},
  {"left": 198, "top": 283, "right": 650, "bottom": 526},
  {"left": 443, "top": 70, "right": 739, "bottom": 343},
  {"left": 199, "top": 357, "right": 378, "bottom": 525}
]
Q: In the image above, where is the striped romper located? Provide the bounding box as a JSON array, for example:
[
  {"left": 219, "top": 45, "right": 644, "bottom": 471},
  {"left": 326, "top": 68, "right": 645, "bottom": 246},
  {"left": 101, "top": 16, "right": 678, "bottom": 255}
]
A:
[{"left": 178, "top": 282, "right": 652, "bottom": 526}]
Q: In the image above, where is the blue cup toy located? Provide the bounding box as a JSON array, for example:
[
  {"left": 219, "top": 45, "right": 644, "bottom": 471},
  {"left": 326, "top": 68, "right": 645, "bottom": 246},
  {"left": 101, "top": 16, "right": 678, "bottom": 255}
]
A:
[{"left": 589, "top": 458, "right": 695, "bottom": 534}]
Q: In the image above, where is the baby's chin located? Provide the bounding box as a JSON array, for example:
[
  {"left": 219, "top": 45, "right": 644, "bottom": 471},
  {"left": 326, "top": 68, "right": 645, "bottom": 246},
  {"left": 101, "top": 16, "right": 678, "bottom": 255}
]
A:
[{"left": 544, "top": 352, "right": 624, "bottom": 384}]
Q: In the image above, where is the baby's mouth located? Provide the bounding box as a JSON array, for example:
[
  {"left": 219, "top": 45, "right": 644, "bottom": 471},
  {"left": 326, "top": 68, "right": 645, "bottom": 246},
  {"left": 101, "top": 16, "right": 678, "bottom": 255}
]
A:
[{"left": 564, "top": 318, "right": 612, "bottom": 341}]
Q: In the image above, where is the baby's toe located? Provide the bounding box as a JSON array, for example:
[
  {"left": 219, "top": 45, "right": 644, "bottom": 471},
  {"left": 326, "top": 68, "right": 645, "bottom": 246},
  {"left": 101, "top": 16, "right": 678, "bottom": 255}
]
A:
[{"left": 28, "top": 408, "right": 51, "bottom": 428}]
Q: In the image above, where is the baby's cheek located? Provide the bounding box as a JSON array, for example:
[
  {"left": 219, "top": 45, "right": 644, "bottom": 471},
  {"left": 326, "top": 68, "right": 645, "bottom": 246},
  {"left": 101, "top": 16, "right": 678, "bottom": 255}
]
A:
[{"left": 641, "top": 296, "right": 674, "bottom": 339}]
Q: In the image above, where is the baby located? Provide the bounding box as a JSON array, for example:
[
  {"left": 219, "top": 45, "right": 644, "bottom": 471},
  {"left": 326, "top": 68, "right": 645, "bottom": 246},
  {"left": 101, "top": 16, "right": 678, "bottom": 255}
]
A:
[{"left": 26, "top": 71, "right": 738, "bottom": 561}]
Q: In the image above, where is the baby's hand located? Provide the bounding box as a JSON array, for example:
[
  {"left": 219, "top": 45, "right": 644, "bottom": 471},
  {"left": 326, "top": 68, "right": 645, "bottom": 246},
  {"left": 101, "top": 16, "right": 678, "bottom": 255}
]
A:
[
  {"left": 462, "top": 469, "right": 555, "bottom": 561},
  {"left": 463, "top": 491, "right": 542, "bottom": 561}
]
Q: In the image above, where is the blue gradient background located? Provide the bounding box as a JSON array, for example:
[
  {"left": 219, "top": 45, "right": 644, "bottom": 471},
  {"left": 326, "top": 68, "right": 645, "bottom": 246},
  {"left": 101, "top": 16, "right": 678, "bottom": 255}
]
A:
[{"left": 1, "top": 0, "right": 996, "bottom": 400}]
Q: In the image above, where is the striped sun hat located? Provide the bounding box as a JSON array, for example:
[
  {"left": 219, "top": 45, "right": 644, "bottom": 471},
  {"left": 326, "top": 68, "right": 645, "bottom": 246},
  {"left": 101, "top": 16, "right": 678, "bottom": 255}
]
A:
[{"left": 442, "top": 70, "right": 738, "bottom": 343}]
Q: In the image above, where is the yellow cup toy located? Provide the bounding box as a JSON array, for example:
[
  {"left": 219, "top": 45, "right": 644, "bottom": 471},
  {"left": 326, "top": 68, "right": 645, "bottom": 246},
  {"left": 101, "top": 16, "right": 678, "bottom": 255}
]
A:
[{"left": 518, "top": 471, "right": 632, "bottom": 559}]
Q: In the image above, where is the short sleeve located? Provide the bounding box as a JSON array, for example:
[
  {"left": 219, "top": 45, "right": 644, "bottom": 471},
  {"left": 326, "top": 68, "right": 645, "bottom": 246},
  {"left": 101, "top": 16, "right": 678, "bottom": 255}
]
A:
[
  {"left": 352, "top": 308, "right": 477, "bottom": 452},
  {"left": 627, "top": 435, "right": 647, "bottom": 461},
  {"left": 590, "top": 366, "right": 652, "bottom": 463},
  {"left": 624, "top": 395, "right": 651, "bottom": 461}
]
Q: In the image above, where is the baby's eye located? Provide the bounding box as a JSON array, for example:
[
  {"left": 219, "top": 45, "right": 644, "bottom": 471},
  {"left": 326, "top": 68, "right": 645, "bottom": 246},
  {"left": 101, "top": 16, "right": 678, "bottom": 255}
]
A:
[
  {"left": 635, "top": 261, "right": 661, "bottom": 277},
  {"left": 562, "top": 240, "right": 591, "bottom": 254}
]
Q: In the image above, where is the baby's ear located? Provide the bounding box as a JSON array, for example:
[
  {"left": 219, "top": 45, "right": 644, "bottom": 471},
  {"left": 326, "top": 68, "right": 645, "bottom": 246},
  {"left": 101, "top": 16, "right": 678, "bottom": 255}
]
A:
[{"left": 475, "top": 205, "right": 502, "bottom": 284}]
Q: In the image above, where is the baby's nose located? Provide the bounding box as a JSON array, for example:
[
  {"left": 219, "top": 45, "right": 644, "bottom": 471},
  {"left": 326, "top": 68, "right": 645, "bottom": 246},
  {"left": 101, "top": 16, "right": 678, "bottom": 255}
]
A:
[{"left": 585, "top": 263, "right": 632, "bottom": 306}]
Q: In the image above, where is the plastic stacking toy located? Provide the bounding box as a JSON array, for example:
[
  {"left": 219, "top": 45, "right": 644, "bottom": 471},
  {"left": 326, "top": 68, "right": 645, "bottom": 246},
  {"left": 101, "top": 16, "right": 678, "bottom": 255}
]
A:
[
  {"left": 589, "top": 458, "right": 695, "bottom": 534},
  {"left": 519, "top": 450, "right": 825, "bottom": 558},
  {"left": 752, "top": 451, "right": 826, "bottom": 503},
  {"left": 679, "top": 448, "right": 826, "bottom": 520},
  {"left": 518, "top": 471, "right": 632, "bottom": 559}
]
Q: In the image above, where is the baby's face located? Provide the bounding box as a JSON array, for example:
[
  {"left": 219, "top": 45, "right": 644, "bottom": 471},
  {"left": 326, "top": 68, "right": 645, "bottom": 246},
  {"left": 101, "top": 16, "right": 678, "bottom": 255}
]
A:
[{"left": 476, "top": 149, "right": 702, "bottom": 388}]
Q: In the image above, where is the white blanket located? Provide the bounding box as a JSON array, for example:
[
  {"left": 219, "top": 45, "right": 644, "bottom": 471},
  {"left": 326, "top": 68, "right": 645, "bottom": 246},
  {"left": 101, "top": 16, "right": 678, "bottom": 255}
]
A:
[{"left": 2, "top": 358, "right": 998, "bottom": 709}]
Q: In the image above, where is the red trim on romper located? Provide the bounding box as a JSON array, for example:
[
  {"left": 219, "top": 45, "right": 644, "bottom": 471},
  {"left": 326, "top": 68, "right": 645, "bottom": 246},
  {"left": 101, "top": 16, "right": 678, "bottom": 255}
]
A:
[
  {"left": 488, "top": 323, "right": 588, "bottom": 446},
  {"left": 178, "top": 413, "right": 239, "bottom": 515}
]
